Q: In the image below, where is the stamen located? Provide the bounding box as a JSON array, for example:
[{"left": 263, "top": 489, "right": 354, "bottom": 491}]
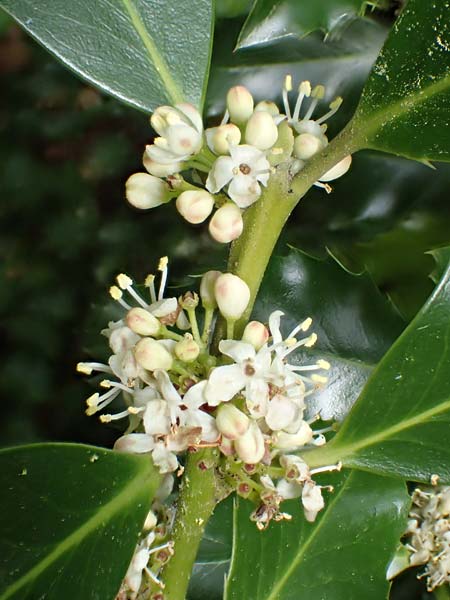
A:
[
  {"left": 117, "top": 273, "right": 149, "bottom": 308},
  {"left": 313, "top": 181, "right": 333, "bottom": 193},
  {"left": 315, "top": 96, "right": 343, "bottom": 125},
  {"left": 76, "top": 362, "right": 112, "bottom": 375},
  {"left": 292, "top": 81, "right": 311, "bottom": 122},
  {"left": 158, "top": 256, "right": 169, "bottom": 301},
  {"left": 144, "top": 566, "right": 164, "bottom": 588},
  {"left": 317, "top": 359, "right": 331, "bottom": 370},
  {"left": 311, "top": 374, "right": 328, "bottom": 384},
  {"left": 303, "top": 85, "right": 325, "bottom": 121},
  {"left": 101, "top": 379, "right": 133, "bottom": 394},
  {"left": 109, "top": 286, "right": 131, "bottom": 310},
  {"left": 99, "top": 408, "right": 132, "bottom": 422},
  {"left": 220, "top": 109, "right": 230, "bottom": 126},
  {"left": 279, "top": 332, "right": 317, "bottom": 358},
  {"left": 282, "top": 75, "right": 293, "bottom": 121},
  {"left": 145, "top": 274, "right": 157, "bottom": 303},
  {"left": 310, "top": 462, "right": 342, "bottom": 476}
]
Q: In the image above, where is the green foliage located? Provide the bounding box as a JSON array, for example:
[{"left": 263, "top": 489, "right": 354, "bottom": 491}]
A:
[
  {"left": 0, "top": 443, "right": 160, "bottom": 600},
  {"left": 0, "top": 0, "right": 214, "bottom": 112},
  {"left": 354, "top": 0, "right": 450, "bottom": 162},
  {"left": 236, "top": 0, "right": 366, "bottom": 49},
  {"left": 225, "top": 471, "right": 409, "bottom": 599},
  {"left": 305, "top": 254, "right": 450, "bottom": 484}
]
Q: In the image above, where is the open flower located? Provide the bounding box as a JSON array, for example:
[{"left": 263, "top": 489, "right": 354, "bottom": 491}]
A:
[{"left": 206, "top": 144, "right": 270, "bottom": 208}]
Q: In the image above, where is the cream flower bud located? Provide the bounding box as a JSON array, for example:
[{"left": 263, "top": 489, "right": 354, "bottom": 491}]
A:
[
  {"left": 209, "top": 202, "right": 243, "bottom": 244},
  {"left": 319, "top": 155, "right": 352, "bottom": 182},
  {"left": 206, "top": 123, "right": 241, "bottom": 155},
  {"left": 143, "top": 152, "right": 181, "bottom": 177},
  {"left": 126, "top": 307, "right": 161, "bottom": 337},
  {"left": 234, "top": 421, "right": 265, "bottom": 464},
  {"left": 294, "top": 133, "right": 324, "bottom": 160},
  {"left": 134, "top": 338, "right": 173, "bottom": 371},
  {"left": 302, "top": 481, "right": 325, "bottom": 522},
  {"left": 226, "top": 86, "right": 254, "bottom": 124},
  {"left": 176, "top": 190, "right": 214, "bottom": 224},
  {"left": 242, "top": 321, "right": 269, "bottom": 350},
  {"left": 143, "top": 510, "right": 157, "bottom": 531},
  {"left": 214, "top": 273, "right": 250, "bottom": 321},
  {"left": 216, "top": 404, "right": 250, "bottom": 440},
  {"left": 200, "top": 270, "right": 222, "bottom": 308},
  {"left": 125, "top": 173, "right": 171, "bottom": 210},
  {"left": 273, "top": 420, "right": 313, "bottom": 450},
  {"left": 254, "top": 100, "right": 280, "bottom": 117},
  {"left": 174, "top": 334, "right": 200, "bottom": 362},
  {"left": 245, "top": 111, "right": 279, "bottom": 150}
]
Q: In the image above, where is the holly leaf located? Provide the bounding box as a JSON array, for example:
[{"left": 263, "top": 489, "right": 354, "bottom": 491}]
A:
[
  {"left": 236, "top": 0, "right": 366, "bottom": 50},
  {"left": 304, "top": 256, "right": 450, "bottom": 484},
  {"left": 254, "top": 248, "right": 404, "bottom": 421},
  {"left": 0, "top": 443, "right": 160, "bottom": 600},
  {"left": 225, "top": 471, "right": 409, "bottom": 600},
  {"left": 0, "top": 0, "right": 214, "bottom": 112},
  {"left": 354, "top": 0, "right": 450, "bottom": 162}
]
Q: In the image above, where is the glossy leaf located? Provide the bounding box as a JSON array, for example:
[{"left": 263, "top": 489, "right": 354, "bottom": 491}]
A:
[
  {"left": 254, "top": 249, "right": 404, "bottom": 421},
  {"left": 0, "top": 443, "right": 160, "bottom": 600},
  {"left": 0, "top": 0, "right": 214, "bottom": 112},
  {"left": 225, "top": 470, "right": 409, "bottom": 599},
  {"left": 188, "top": 497, "right": 233, "bottom": 600},
  {"left": 354, "top": 0, "right": 450, "bottom": 162},
  {"left": 236, "top": 0, "right": 365, "bottom": 50},
  {"left": 207, "top": 17, "right": 387, "bottom": 135},
  {"left": 304, "top": 257, "right": 450, "bottom": 483}
]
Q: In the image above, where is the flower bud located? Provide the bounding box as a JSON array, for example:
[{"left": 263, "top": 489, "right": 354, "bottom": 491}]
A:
[
  {"left": 126, "top": 307, "right": 161, "bottom": 337},
  {"left": 214, "top": 273, "right": 250, "bottom": 321},
  {"left": 125, "top": 173, "right": 172, "bottom": 210},
  {"left": 176, "top": 190, "right": 214, "bottom": 224},
  {"left": 280, "top": 454, "right": 310, "bottom": 482},
  {"left": 200, "top": 270, "right": 222, "bottom": 309},
  {"left": 209, "top": 202, "right": 243, "bottom": 243},
  {"left": 134, "top": 338, "right": 173, "bottom": 371},
  {"left": 254, "top": 100, "right": 280, "bottom": 117},
  {"left": 294, "top": 133, "right": 324, "bottom": 160},
  {"left": 108, "top": 326, "right": 140, "bottom": 354},
  {"left": 143, "top": 151, "right": 181, "bottom": 177},
  {"left": 245, "top": 111, "right": 278, "bottom": 150},
  {"left": 242, "top": 321, "right": 269, "bottom": 350},
  {"left": 226, "top": 86, "right": 254, "bottom": 124},
  {"left": 216, "top": 404, "right": 250, "bottom": 440},
  {"left": 206, "top": 123, "right": 241, "bottom": 155},
  {"left": 302, "top": 482, "right": 324, "bottom": 522},
  {"left": 180, "top": 291, "right": 199, "bottom": 310},
  {"left": 143, "top": 509, "right": 157, "bottom": 530},
  {"left": 174, "top": 334, "right": 200, "bottom": 362},
  {"left": 234, "top": 421, "right": 265, "bottom": 464},
  {"left": 319, "top": 155, "right": 352, "bottom": 182},
  {"left": 272, "top": 420, "right": 313, "bottom": 450}
]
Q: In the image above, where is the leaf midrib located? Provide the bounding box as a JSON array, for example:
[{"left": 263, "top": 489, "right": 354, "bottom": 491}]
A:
[
  {"left": 0, "top": 465, "right": 150, "bottom": 600},
  {"left": 120, "top": 0, "right": 184, "bottom": 105}
]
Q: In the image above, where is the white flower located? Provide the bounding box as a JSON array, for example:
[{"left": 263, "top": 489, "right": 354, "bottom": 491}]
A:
[
  {"left": 146, "top": 103, "right": 203, "bottom": 165},
  {"left": 124, "top": 531, "right": 173, "bottom": 593},
  {"left": 206, "top": 144, "right": 270, "bottom": 208}
]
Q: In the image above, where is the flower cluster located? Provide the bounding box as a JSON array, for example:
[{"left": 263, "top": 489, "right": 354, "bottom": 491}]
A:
[
  {"left": 388, "top": 485, "right": 450, "bottom": 592},
  {"left": 79, "top": 258, "right": 339, "bottom": 538},
  {"left": 125, "top": 78, "right": 352, "bottom": 244}
]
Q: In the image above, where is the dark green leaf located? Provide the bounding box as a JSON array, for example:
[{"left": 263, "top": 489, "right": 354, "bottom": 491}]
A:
[
  {"left": 304, "top": 257, "right": 450, "bottom": 483},
  {"left": 254, "top": 248, "right": 404, "bottom": 421},
  {"left": 354, "top": 0, "right": 450, "bottom": 162},
  {"left": 236, "top": 0, "right": 365, "bottom": 50},
  {"left": 225, "top": 471, "right": 409, "bottom": 599},
  {"left": 0, "top": 443, "right": 160, "bottom": 600},
  {"left": 0, "top": 0, "right": 214, "bottom": 112},
  {"left": 188, "top": 497, "right": 233, "bottom": 600},
  {"left": 207, "top": 17, "right": 387, "bottom": 136}
]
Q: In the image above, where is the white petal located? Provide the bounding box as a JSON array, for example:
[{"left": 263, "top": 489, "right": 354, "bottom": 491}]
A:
[
  {"left": 265, "top": 395, "right": 299, "bottom": 431},
  {"left": 133, "top": 385, "right": 159, "bottom": 408},
  {"left": 114, "top": 433, "right": 154, "bottom": 454},
  {"left": 186, "top": 410, "right": 219, "bottom": 443},
  {"left": 245, "top": 378, "right": 269, "bottom": 418},
  {"left": 143, "top": 399, "right": 171, "bottom": 435},
  {"left": 206, "top": 156, "right": 235, "bottom": 193},
  {"left": 148, "top": 297, "right": 178, "bottom": 317},
  {"left": 229, "top": 144, "right": 264, "bottom": 165},
  {"left": 152, "top": 444, "right": 178, "bottom": 473},
  {"left": 277, "top": 479, "right": 302, "bottom": 499},
  {"left": 268, "top": 310, "right": 284, "bottom": 344},
  {"left": 183, "top": 380, "right": 207, "bottom": 410},
  {"left": 176, "top": 103, "right": 203, "bottom": 133},
  {"left": 146, "top": 144, "right": 185, "bottom": 165},
  {"left": 204, "top": 364, "right": 246, "bottom": 406},
  {"left": 228, "top": 175, "right": 261, "bottom": 208},
  {"left": 155, "top": 369, "right": 181, "bottom": 407},
  {"left": 166, "top": 123, "right": 202, "bottom": 156},
  {"left": 219, "top": 339, "right": 256, "bottom": 363}
]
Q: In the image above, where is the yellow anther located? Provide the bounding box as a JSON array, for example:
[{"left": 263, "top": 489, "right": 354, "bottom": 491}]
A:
[
  {"left": 100, "top": 380, "right": 112, "bottom": 388},
  {"left": 312, "top": 85, "right": 325, "bottom": 99},
  {"left": 284, "top": 74, "right": 293, "bottom": 92},
  {"left": 304, "top": 332, "right": 317, "bottom": 347},
  {"left": 145, "top": 274, "right": 155, "bottom": 288},
  {"left": 317, "top": 359, "right": 331, "bottom": 370},
  {"left": 100, "top": 414, "right": 112, "bottom": 423},
  {"left": 299, "top": 81, "right": 311, "bottom": 96},
  {"left": 85, "top": 406, "right": 98, "bottom": 416},
  {"left": 76, "top": 362, "right": 92, "bottom": 375},
  {"left": 300, "top": 317, "right": 313, "bottom": 332},
  {"left": 285, "top": 337, "right": 297, "bottom": 346},
  {"left": 330, "top": 96, "right": 343, "bottom": 110},
  {"left": 86, "top": 393, "right": 100, "bottom": 407},
  {"left": 128, "top": 406, "right": 141, "bottom": 415},
  {"left": 117, "top": 273, "right": 133, "bottom": 289},
  {"left": 311, "top": 374, "right": 328, "bottom": 384},
  {"left": 109, "top": 286, "right": 123, "bottom": 300},
  {"left": 158, "top": 256, "right": 169, "bottom": 271}
]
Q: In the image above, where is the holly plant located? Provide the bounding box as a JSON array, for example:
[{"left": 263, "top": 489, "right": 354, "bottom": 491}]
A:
[{"left": 1, "top": 0, "right": 450, "bottom": 599}]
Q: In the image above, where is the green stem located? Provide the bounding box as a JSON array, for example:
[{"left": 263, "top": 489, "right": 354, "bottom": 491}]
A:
[{"left": 160, "top": 449, "right": 220, "bottom": 599}]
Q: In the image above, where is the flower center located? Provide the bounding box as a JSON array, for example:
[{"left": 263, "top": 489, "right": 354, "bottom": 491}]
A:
[
  {"left": 245, "top": 363, "right": 256, "bottom": 376},
  {"left": 239, "top": 163, "right": 251, "bottom": 175}
]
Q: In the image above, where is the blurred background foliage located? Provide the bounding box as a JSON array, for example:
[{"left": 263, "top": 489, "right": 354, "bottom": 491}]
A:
[
  {"left": 1, "top": 0, "right": 449, "bottom": 449},
  {"left": 1, "top": 1, "right": 448, "bottom": 597}
]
